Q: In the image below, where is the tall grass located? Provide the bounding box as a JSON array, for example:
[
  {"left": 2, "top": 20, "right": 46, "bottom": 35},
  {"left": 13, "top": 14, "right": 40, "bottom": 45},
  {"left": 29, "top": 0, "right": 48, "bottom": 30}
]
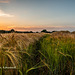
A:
[
  {"left": 0, "top": 33, "right": 45, "bottom": 75},
  {"left": 37, "top": 34, "right": 75, "bottom": 75},
  {"left": 0, "top": 33, "right": 75, "bottom": 75}
]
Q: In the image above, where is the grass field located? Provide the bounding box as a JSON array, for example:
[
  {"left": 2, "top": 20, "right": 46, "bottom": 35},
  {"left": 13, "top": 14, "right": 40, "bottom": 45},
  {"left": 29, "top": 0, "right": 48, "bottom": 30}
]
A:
[{"left": 0, "top": 32, "right": 75, "bottom": 75}]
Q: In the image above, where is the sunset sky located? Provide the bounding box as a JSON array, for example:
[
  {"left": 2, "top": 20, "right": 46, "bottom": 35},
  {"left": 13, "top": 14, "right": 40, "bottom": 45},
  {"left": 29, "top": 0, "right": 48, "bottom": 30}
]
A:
[{"left": 0, "top": 0, "right": 75, "bottom": 31}]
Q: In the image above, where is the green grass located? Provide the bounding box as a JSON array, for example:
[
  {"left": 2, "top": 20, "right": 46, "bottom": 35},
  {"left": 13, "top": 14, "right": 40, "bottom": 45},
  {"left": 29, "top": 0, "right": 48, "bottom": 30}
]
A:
[
  {"left": 27, "top": 34, "right": 75, "bottom": 75},
  {"left": 37, "top": 34, "right": 75, "bottom": 75}
]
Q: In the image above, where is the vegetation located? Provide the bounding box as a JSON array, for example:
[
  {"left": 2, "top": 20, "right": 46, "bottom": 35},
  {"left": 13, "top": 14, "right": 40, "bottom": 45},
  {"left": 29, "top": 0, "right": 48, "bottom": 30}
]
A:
[
  {"left": 0, "top": 32, "right": 75, "bottom": 75},
  {"left": 0, "top": 29, "right": 34, "bottom": 33},
  {"left": 37, "top": 34, "right": 75, "bottom": 75},
  {"left": 0, "top": 29, "right": 75, "bottom": 34},
  {"left": 0, "top": 33, "right": 45, "bottom": 75}
]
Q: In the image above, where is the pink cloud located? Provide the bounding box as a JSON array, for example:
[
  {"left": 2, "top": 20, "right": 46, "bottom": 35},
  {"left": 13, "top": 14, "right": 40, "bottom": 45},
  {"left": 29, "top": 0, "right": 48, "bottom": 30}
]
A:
[
  {"left": 7, "top": 26, "right": 75, "bottom": 32},
  {"left": 0, "top": 0, "right": 10, "bottom": 3}
]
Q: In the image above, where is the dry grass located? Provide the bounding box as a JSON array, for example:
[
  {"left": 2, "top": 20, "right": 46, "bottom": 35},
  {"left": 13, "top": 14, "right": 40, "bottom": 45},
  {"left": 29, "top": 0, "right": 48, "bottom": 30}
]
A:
[
  {"left": 51, "top": 31, "right": 75, "bottom": 39},
  {"left": 0, "top": 33, "right": 47, "bottom": 49}
]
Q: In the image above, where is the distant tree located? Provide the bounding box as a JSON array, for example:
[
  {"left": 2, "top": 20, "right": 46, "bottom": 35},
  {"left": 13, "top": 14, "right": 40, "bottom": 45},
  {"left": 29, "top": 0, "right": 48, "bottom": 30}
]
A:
[
  {"left": 36, "top": 31, "right": 39, "bottom": 33},
  {"left": 10, "top": 29, "right": 15, "bottom": 33},
  {"left": 0, "top": 30, "right": 5, "bottom": 33},
  {"left": 51, "top": 31, "right": 57, "bottom": 33},
  {"left": 30, "top": 31, "right": 33, "bottom": 33},
  {"left": 41, "top": 29, "right": 48, "bottom": 33}
]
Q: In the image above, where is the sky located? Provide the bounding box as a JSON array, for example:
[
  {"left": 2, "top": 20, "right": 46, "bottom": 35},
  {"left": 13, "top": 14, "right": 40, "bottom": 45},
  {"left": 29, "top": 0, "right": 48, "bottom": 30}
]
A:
[{"left": 0, "top": 0, "right": 75, "bottom": 31}]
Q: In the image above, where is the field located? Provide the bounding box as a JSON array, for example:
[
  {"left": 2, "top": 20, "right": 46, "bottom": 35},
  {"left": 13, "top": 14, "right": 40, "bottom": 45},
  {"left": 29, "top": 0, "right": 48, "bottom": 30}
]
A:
[{"left": 0, "top": 32, "right": 75, "bottom": 75}]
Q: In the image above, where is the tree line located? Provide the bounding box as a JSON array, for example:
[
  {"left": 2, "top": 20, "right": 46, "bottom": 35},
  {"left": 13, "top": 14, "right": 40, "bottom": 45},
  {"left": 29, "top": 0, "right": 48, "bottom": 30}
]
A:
[{"left": 0, "top": 29, "right": 74, "bottom": 33}]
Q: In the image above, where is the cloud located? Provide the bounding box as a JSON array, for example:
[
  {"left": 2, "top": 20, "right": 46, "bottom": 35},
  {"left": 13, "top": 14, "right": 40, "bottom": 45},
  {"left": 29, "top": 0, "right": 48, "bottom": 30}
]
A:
[
  {"left": 0, "top": 9, "right": 14, "bottom": 17},
  {"left": 0, "top": 0, "right": 10, "bottom": 3},
  {"left": 11, "top": 26, "right": 75, "bottom": 32}
]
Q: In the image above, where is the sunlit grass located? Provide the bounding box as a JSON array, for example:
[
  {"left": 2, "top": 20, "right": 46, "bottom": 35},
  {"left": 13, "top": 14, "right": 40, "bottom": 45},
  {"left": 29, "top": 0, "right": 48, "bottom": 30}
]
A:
[
  {"left": 0, "top": 33, "right": 45, "bottom": 75},
  {"left": 0, "top": 32, "right": 75, "bottom": 75}
]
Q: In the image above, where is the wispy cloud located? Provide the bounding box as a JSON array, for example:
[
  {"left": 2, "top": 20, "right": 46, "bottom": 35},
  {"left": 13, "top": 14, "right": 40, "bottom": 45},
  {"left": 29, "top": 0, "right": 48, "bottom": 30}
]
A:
[
  {"left": 8, "top": 26, "right": 75, "bottom": 32},
  {"left": 0, "top": 0, "right": 10, "bottom": 3},
  {"left": 0, "top": 9, "right": 14, "bottom": 17}
]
